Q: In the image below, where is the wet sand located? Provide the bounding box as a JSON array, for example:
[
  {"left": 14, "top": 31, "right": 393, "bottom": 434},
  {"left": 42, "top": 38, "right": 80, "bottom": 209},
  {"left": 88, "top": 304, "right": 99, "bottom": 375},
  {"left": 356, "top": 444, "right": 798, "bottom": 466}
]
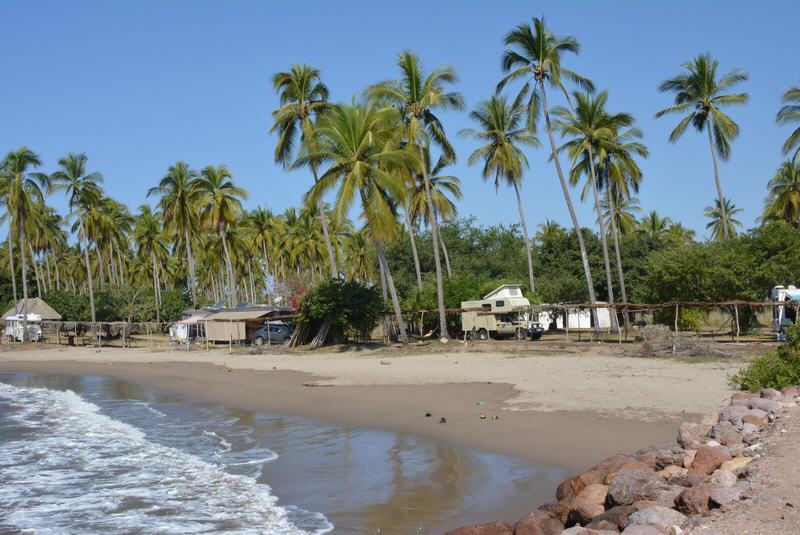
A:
[{"left": 0, "top": 354, "right": 700, "bottom": 471}]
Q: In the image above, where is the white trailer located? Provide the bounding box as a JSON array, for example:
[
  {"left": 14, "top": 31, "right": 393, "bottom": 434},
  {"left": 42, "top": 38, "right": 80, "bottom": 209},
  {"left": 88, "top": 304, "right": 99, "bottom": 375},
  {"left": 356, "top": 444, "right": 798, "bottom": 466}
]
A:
[
  {"left": 772, "top": 285, "right": 800, "bottom": 339},
  {"left": 4, "top": 313, "right": 43, "bottom": 342}
]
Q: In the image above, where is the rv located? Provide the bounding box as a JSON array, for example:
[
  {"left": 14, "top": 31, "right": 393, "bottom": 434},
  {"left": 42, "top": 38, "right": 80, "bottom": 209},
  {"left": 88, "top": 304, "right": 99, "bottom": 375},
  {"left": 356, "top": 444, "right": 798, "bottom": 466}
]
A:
[
  {"left": 772, "top": 285, "right": 800, "bottom": 339},
  {"left": 461, "top": 284, "right": 544, "bottom": 340},
  {"left": 4, "top": 313, "right": 43, "bottom": 342}
]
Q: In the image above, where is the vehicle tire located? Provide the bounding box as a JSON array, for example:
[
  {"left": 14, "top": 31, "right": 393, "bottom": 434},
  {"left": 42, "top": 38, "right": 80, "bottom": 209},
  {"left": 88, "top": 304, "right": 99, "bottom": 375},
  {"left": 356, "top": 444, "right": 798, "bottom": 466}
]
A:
[
  {"left": 254, "top": 336, "right": 265, "bottom": 346},
  {"left": 478, "top": 329, "right": 489, "bottom": 341},
  {"left": 283, "top": 338, "right": 291, "bottom": 346},
  {"left": 531, "top": 332, "right": 543, "bottom": 341},
  {"left": 515, "top": 328, "right": 526, "bottom": 341}
]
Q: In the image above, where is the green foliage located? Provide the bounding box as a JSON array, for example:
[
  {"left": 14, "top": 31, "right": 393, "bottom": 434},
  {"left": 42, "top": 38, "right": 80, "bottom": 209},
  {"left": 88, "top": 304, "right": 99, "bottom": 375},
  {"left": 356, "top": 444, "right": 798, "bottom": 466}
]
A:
[
  {"left": 44, "top": 290, "right": 89, "bottom": 321},
  {"left": 653, "top": 307, "right": 707, "bottom": 331},
  {"left": 729, "top": 323, "right": 800, "bottom": 391},
  {"left": 299, "top": 279, "right": 384, "bottom": 342}
]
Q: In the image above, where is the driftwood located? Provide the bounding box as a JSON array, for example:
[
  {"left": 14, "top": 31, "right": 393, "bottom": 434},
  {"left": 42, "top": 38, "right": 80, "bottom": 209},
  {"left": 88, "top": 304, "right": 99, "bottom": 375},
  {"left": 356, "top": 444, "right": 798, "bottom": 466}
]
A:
[{"left": 309, "top": 322, "right": 330, "bottom": 349}]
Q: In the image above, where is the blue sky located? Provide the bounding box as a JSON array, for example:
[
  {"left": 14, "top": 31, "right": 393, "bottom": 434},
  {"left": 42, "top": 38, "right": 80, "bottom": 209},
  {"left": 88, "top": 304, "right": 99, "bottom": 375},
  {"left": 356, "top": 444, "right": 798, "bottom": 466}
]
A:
[{"left": 1, "top": 1, "right": 797, "bottom": 239}]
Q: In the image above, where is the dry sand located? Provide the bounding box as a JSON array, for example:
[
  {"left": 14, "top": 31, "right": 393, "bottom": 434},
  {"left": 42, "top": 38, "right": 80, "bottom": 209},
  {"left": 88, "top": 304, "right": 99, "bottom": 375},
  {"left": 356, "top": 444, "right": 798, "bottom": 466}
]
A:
[{"left": 0, "top": 344, "right": 747, "bottom": 471}]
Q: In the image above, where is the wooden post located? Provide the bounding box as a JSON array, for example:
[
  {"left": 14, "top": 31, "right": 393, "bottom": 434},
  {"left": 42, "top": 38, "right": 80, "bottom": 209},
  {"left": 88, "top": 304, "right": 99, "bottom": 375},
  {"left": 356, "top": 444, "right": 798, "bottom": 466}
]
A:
[
  {"left": 229, "top": 319, "right": 232, "bottom": 353},
  {"left": 734, "top": 305, "right": 740, "bottom": 343},
  {"left": 122, "top": 322, "right": 126, "bottom": 349},
  {"left": 205, "top": 320, "right": 209, "bottom": 351},
  {"left": 673, "top": 304, "right": 679, "bottom": 355},
  {"left": 267, "top": 318, "right": 271, "bottom": 345},
  {"left": 564, "top": 307, "right": 569, "bottom": 342}
]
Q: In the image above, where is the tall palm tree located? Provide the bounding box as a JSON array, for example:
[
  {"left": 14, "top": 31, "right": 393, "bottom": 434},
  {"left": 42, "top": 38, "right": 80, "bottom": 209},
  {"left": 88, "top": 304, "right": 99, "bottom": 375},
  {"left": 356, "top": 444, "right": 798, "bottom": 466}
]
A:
[
  {"left": 270, "top": 64, "right": 338, "bottom": 277},
  {"left": 134, "top": 205, "right": 169, "bottom": 322},
  {"left": 304, "top": 102, "right": 417, "bottom": 346},
  {"left": 195, "top": 165, "right": 247, "bottom": 307},
  {"left": 763, "top": 160, "right": 800, "bottom": 225},
  {"left": 407, "top": 146, "right": 462, "bottom": 277},
  {"left": 704, "top": 198, "right": 742, "bottom": 240},
  {"left": 49, "top": 153, "right": 103, "bottom": 323},
  {"left": 461, "top": 95, "right": 539, "bottom": 293},
  {"left": 777, "top": 86, "right": 800, "bottom": 163},
  {"left": 554, "top": 90, "right": 634, "bottom": 314},
  {"left": 601, "top": 191, "right": 641, "bottom": 236},
  {"left": 656, "top": 54, "right": 748, "bottom": 240},
  {"left": 366, "top": 50, "right": 465, "bottom": 339},
  {"left": 250, "top": 206, "right": 283, "bottom": 296},
  {"left": 638, "top": 211, "right": 672, "bottom": 238},
  {"left": 664, "top": 223, "right": 696, "bottom": 246},
  {"left": 148, "top": 161, "right": 200, "bottom": 308},
  {"left": 2, "top": 148, "right": 49, "bottom": 340},
  {"left": 535, "top": 219, "right": 566, "bottom": 243},
  {"left": 497, "top": 17, "right": 599, "bottom": 321}
]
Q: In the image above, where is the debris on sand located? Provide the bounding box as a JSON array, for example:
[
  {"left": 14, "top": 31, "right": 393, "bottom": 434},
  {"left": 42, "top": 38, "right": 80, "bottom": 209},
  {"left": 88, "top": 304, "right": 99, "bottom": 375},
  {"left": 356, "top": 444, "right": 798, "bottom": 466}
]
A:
[{"left": 626, "top": 325, "right": 732, "bottom": 359}]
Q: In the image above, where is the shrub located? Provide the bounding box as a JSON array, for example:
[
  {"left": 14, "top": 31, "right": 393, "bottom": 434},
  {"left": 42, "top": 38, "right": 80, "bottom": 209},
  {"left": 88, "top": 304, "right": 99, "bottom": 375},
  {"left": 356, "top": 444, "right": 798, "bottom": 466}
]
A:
[
  {"left": 44, "top": 291, "right": 89, "bottom": 321},
  {"left": 729, "top": 323, "right": 800, "bottom": 391},
  {"left": 299, "top": 279, "right": 384, "bottom": 342},
  {"left": 653, "top": 307, "right": 708, "bottom": 332}
]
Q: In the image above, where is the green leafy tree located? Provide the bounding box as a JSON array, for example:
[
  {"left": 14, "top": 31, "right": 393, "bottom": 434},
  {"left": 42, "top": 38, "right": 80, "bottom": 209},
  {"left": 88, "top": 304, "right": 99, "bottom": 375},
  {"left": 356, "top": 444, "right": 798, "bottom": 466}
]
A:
[
  {"left": 704, "top": 198, "right": 743, "bottom": 240},
  {"left": 656, "top": 54, "right": 748, "bottom": 240},
  {"left": 299, "top": 279, "right": 384, "bottom": 342}
]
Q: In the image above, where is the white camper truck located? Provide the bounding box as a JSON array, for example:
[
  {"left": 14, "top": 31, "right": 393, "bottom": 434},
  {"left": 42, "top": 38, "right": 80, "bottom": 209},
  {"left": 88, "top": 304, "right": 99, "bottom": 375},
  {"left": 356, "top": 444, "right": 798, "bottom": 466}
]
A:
[
  {"left": 772, "top": 285, "right": 800, "bottom": 339},
  {"left": 461, "top": 284, "right": 544, "bottom": 340},
  {"left": 4, "top": 313, "right": 43, "bottom": 342}
]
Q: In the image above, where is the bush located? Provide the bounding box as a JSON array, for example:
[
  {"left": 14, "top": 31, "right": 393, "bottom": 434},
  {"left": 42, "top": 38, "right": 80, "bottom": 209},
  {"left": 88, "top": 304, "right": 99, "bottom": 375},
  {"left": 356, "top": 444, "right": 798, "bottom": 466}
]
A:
[
  {"left": 45, "top": 291, "right": 89, "bottom": 321},
  {"left": 729, "top": 323, "right": 800, "bottom": 391},
  {"left": 299, "top": 279, "right": 384, "bottom": 342},
  {"left": 653, "top": 307, "right": 708, "bottom": 332}
]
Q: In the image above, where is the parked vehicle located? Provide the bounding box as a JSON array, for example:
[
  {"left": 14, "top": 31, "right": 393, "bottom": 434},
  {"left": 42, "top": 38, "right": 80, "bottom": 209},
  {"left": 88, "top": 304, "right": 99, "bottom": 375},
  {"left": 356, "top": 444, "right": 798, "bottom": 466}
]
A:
[
  {"left": 4, "top": 313, "right": 43, "bottom": 342},
  {"left": 252, "top": 322, "right": 293, "bottom": 346},
  {"left": 461, "top": 284, "right": 544, "bottom": 341},
  {"left": 772, "top": 285, "right": 800, "bottom": 340}
]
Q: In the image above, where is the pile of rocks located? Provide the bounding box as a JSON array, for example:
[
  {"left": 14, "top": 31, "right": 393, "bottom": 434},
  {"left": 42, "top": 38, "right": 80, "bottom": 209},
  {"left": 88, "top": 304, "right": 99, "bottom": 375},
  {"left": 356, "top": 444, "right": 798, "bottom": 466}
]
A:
[{"left": 444, "top": 386, "right": 800, "bottom": 535}]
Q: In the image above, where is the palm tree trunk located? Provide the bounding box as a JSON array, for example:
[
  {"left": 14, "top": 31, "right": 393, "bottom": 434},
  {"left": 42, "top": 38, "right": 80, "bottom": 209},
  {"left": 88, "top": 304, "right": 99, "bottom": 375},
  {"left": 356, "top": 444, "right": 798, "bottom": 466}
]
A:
[
  {"left": 438, "top": 225, "right": 452, "bottom": 277},
  {"left": 247, "top": 261, "right": 255, "bottom": 304},
  {"left": 79, "top": 217, "right": 97, "bottom": 323},
  {"left": 606, "top": 184, "right": 630, "bottom": 334},
  {"left": 540, "top": 80, "right": 599, "bottom": 329},
  {"left": 512, "top": 181, "right": 536, "bottom": 294},
  {"left": 706, "top": 125, "right": 730, "bottom": 240},
  {"left": 184, "top": 228, "right": 198, "bottom": 308},
  {"left": 419, "top": 144, "right": 449, "bottom": 338},
  {"left": 151, "top": 249, "right": 161, "bottom": 324},
  {"left": 402, "top": 201, "right": 424, "bottom": 291},
  {"left": 8, "top": 228, "right": 18, "bottom": 312},
  {"left": 311, "top": 167, "right": 339, "bottom": 278},
  {"left": 53, "top": 252, "right": 61, "bottom": 291},
  {"left": 18, "top": 214, "right": 29, "bottom": 342},
  {"left": 45, "top": 251, "right": 53, "bottom": 292},
  {"left": 28, "top": 242, "right": 42, "bottom": 299},
  {"left": 375, "top": 241, "right": 408, "bottom": 347},
  {"left": 588, "top": 146, "right": 618, "bottom": 333},
  {"left": 377, "top": 255, "right": 391, "bottom": 341},
  {"left": 116, "top": 245, "right": 126, "bottom": 286},
  {"left": 220, "top": 231, "right": 236, "bottom": 307}
]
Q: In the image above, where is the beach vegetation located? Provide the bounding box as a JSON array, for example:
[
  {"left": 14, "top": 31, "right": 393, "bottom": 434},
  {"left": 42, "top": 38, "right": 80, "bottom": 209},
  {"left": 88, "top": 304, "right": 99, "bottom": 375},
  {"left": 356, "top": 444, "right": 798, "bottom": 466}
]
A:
[
  {"left": 730, "top": 323, "right": 800, "bottom": 391},
  {"left": 299, "top": 278, "right": 384, "bottom": 343}
]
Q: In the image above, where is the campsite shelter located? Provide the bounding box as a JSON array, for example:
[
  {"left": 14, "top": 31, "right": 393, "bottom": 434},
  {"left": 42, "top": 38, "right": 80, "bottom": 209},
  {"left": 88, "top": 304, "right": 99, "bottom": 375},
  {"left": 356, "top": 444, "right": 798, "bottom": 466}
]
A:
[
  {"left": 2, "top": 298, "right": 62, "bottom": 321},
  {"left": 204, "top": 307, "right": 294, "bottom": 344}
]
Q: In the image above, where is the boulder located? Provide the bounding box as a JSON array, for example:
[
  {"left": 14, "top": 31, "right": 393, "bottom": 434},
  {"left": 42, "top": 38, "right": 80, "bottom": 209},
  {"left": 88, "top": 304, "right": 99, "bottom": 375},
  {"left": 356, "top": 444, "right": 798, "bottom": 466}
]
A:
[
  {"left": 607, "top": 469, "right": 677, "bottom": 507},
  {"left": 710, "top": 486, "right": 741, "bottom": 507},
  {"left": 675, "top": 483, "right": 717, "bottom": 515},
  {"left": 670, "top": 472, "right": 707, "bottom": 488},
  {"left": 729, "top": 392, "right": 755, "bottom": 406},
  {"left": 557, "top": 470, "right": 604, "bottom": 500},
  {"left": 741, "top": 423, "right": 758, "bottom": 435},
  {"left": 586, "top": 505, "right": 637, "bottom": 530},
  {"left": 623, "top": 506, "right": 687, "bottom": 529},
  {"left": 741, "top": 414, "right": 765, "bottom": 426},
  {"left": 747, "top": 398, "right": 779, "bottom": 413},
  {"left": 443, "top": 522, "right": 514, "bottom": 535},
  {"left": 583, "top": 519, "right": 617, "bottom": 531},
  {"left": 621, "top": 526, "right": 664, "bottom": 534},
  {"left": 688, "top": 446, "right": 731, "bottom": 475},
  {"left": 760, "top": 388, "right": 783, "bottom": 401},
  {"left": 720, "top": 456, "right": 752, "bottom": 472},
  {"left": 710, "top": 421, "right": 742, "bottom": 446},
  {"left": 658, "top": 465, "right": 688, "bottom": 480},
  {"left": 605, "top": 460, "right": 653, "bottom": 484},
  {"left": 677, "top": 422, "right": 707, "bottom": 449},
  {"left": 568, "top": 485, "right": 609, "bottom": 526},
  {"left": 514, "top": 510, "right": 564, "bottom": 535},
  {"left": 681, "top": 450, "right": 696, "bottom": 469},
  {"left": 718, "top": 405, "right": 749, "bottom": 427},
  {"left": 709, "top": 469, "right": 737, "bottom": 488},
  {"left": 539, "top": 498, "right": 575, "bottom": 526},
  {"left": 780, "top": 386, "right": 799, "bottom": 398}
]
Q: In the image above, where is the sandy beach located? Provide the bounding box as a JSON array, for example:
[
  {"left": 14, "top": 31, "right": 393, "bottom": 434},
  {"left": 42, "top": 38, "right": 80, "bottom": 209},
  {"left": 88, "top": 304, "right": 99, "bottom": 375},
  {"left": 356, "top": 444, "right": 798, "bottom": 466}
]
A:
[{"left": 0, "top": 344, "right": 746, "bottom": 471}]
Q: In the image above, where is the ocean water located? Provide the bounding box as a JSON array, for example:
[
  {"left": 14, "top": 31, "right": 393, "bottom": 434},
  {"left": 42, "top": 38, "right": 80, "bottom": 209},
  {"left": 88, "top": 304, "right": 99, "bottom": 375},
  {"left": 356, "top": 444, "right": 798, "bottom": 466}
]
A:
[{"left": 0, "top": 373, "right": 567, "bottom": 534}]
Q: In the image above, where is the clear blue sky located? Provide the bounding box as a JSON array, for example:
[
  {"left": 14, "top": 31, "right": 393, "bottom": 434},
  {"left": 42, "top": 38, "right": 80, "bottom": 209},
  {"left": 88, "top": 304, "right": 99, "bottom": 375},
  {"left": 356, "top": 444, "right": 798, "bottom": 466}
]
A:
[{"left": 1, "top": 1, "right": 797, "bottom": 239}]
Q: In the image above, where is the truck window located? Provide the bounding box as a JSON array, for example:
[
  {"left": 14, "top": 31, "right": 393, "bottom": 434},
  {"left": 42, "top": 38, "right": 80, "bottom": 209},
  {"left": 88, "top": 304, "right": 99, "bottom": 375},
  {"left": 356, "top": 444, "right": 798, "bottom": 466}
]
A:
[{"left": 496, "top": 300, "right": 504, "bottom": 307}]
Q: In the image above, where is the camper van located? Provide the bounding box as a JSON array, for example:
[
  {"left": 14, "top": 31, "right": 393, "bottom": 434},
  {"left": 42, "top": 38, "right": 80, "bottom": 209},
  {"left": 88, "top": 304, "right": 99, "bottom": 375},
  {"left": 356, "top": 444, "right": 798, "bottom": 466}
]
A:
[
  {"left": 4, "top": 313, "right": 43, "bottom": 342},
  {"left": 461, "top": 284, "right": 544, "bottom": 341},
  {"left": 772, "top": 285, "right": 800, "bottom": 339}
]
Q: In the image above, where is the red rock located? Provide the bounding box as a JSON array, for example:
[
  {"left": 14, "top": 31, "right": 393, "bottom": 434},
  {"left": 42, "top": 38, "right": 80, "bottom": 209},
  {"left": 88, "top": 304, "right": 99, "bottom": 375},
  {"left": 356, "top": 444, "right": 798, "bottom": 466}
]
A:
[
  {"left": 443, "top": 522, "right": 514, "bottom": 535},
  {"left": 538, "top": 497, "right": 574, "bottom": 526},
  {"left": 711, "top": 421, "right": 742, "bottom": 446},
  {"left": 514, "top": 510, "right": 563, "bottom": 535},
  {"left": 586, "top": 504, "right": 637, "bottom": 529},
  {"left": 604, "top": 460, "right": 652, "bottom": 484},
  {"left": 781, "top": 386, "right": 799, "bottom": 398},
  {"left": 675, "top": 483, "right": 723, "bottom": 516},
  {"left": 607, "top": 469, "right": 676, "bottom": 507},
  {"left": 677, "top": 422, "right": 707, "bottom": 449},
  {"left": 556, "top": 478, "right": 577, "bottom": 501},
  {"left": 741, "top": 414, "right": 765, "bottom": 426},
  {"left": 688, "top": 446, "right": 731, "bottom": 475},
  {"left": 567, "top": 484, "right": 608, "bottom": 526},
  {"left": 759, "top": 388, "right": 783, "bottom": 401}
]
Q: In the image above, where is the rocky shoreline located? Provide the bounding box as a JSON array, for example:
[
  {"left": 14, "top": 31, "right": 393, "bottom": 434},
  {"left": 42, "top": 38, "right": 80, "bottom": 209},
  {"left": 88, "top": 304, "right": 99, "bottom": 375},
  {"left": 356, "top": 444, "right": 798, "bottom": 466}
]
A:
[{"left": 444, "top": 386, "right": 800, "bottom": 535}]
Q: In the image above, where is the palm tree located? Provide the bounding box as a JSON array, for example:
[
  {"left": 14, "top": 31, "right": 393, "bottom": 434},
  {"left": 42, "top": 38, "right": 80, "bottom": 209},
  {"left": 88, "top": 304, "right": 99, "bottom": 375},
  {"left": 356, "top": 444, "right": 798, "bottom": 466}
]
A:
[
  {"left": 763, "top": 160, "right": 800, "bottom": 225},
  {"left": 270, "top": 64, "right": 338, "bottom": 277},
  {"left": 664, "top": 223, "right": 696, "bottom": 246},
  {"left": 535, "top": 219, "right": 566, "bottom": 243},
  {"left": 148, "top": 161, "right": 200, "bottom": 308},
  {"left": 304, "top": 102, "right": 417, "bottom": 346},
  {"left": 656, "top": 54, "right": 748, "bottom": 240},
  {"left": 705, "top": 199, "right": 742, "bottom": 240},
  {"left": 461, "top": 95, "right": 539, "bottom": 293},
  {"left": 49, "top": 153, "right": 104, "bottom": 323},
  {"left": 2, "top": 148, "right": 49, "bottom": 340},
  {"left": 639, "top": 211, "right": 672, "bottom": 238},
  {"left": 134, "top": 205, "right": 169, "bottom": 322},
  {"left": 408, "top": 146, "right": 462, "bottom": 277},
  {"left": 497, "top": 17, "right": 599, "bottom": 320},
  {"left": 554, "top": 90, "right": 635, "bottom": 316},
  {"left": 602, "top": 191, "right": 641, "bottom": 236},
  {"left": 195, "top": 165, "right": 247, "bottom": 307},
  {"left": 250, "top": 206, "right": 283, "bottom": 297},
  {"left": 777, "top": 86, "right": 800, "bottom": 163},
  {"left": 366, "top": 50, "right": 465, "bottom": 339}
]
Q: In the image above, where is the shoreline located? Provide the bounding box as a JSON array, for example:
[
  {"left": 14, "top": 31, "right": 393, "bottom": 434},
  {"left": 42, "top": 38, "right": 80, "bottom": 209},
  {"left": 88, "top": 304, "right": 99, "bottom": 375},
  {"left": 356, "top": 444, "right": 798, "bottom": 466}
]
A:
[{"left": 2, "top": 357, "right": 682, "bottom": 472}]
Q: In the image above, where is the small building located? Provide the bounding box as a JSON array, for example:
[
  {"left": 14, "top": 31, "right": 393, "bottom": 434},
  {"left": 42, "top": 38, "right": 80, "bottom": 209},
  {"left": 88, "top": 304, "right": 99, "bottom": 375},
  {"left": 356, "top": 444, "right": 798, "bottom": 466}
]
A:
[
  {"left": 204, "top": 307, "right": 294, "bottom": 344},
  {"left": 2, "top": 298, "right": 62, "bottom": 342}
]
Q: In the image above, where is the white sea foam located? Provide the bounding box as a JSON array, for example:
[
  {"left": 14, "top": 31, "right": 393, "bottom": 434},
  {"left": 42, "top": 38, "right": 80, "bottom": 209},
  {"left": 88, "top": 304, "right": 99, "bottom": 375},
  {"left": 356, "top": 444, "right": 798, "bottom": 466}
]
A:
[{"left": 0, "top": 383, "right": 333, "bottom": 534}]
